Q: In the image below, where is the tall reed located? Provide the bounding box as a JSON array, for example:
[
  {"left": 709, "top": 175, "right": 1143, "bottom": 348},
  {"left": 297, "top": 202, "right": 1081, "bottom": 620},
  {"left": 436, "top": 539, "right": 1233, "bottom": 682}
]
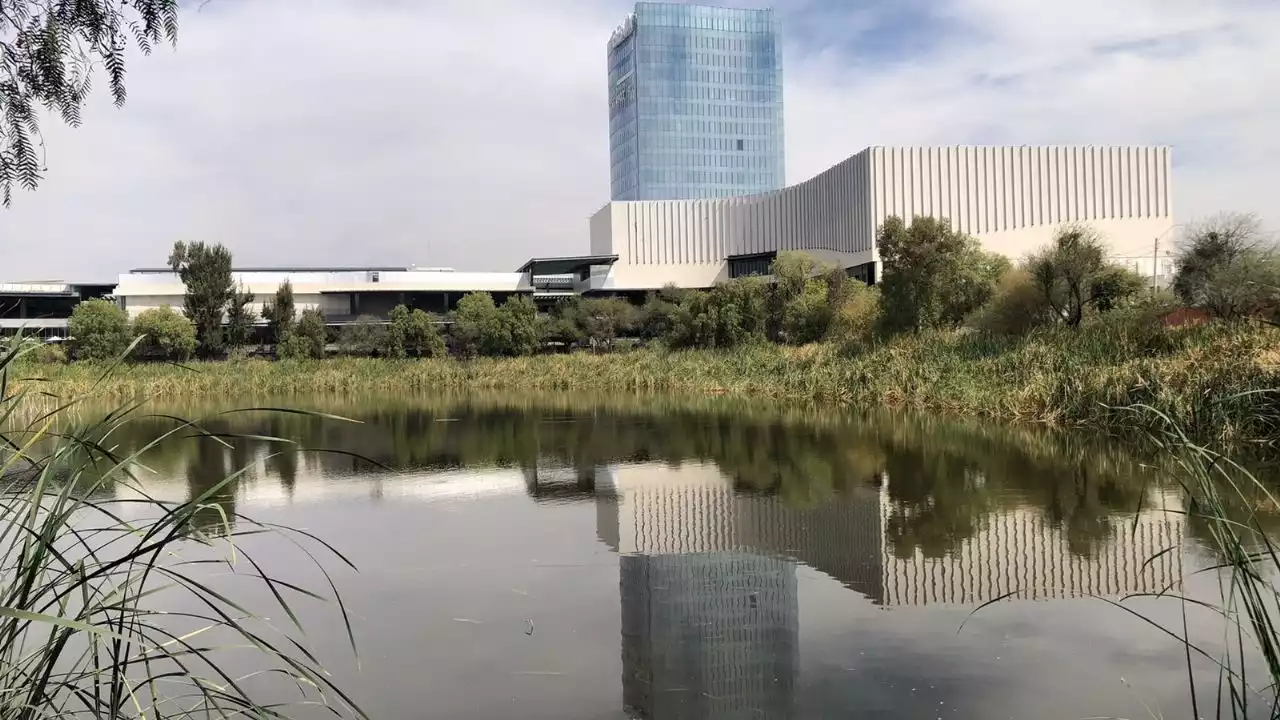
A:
[
  {"left": 0, "top": 334, "right": 366, "bottom": 718},
  {"left": 1110, "top": 406, "right": 1280, "bottom": 718}
]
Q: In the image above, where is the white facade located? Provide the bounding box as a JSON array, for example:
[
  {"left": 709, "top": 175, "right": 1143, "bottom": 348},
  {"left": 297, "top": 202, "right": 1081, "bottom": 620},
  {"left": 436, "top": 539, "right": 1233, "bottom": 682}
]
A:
[
  {"left": 588, "top": 145, "right": 1174, "bottom": 290},
  {"left": 113, "top": 267, "right": 530, "bottom": 320}
]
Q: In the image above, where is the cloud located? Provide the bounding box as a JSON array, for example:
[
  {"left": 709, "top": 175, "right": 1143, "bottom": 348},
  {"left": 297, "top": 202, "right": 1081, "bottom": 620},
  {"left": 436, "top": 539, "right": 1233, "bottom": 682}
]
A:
[{"left": 0, "top": 0, "right": 1274, "bottom": 279}]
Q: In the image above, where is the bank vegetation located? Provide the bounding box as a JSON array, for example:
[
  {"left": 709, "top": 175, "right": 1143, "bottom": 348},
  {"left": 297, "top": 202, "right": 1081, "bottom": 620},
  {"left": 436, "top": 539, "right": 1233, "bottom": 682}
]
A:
[{"left": 10, "top": 213, "right": 1280, "bottom": 445}]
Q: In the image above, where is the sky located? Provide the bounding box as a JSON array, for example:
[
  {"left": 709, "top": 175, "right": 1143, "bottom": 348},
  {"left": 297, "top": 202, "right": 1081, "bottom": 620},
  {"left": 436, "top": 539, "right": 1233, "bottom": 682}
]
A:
[{"left": 0, "top": 0, "right": 1276, "bottom": 280}]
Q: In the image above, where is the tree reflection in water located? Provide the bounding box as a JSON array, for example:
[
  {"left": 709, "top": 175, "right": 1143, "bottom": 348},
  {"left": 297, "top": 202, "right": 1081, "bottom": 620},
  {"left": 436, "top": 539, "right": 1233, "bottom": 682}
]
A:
[{"left": 70, "top": 392, "right": 1223, "bottom": 559}]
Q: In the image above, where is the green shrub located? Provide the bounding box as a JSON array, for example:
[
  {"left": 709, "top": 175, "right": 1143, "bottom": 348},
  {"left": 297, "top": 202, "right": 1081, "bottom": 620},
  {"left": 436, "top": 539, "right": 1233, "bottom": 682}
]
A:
[
  {"left": 782, "top": 279, "right": 830, "bottom": 345},
  {"left": 453, "top": 293, "right": 539, "bottom": 357},
  {"left": 28, "top": 342, "right": 68, "bottom": 365},
  {"left": 827, "top": 283, "right": 881, "bottom": 353},
  {"left": 452, "top": 293, "right": 501, "bottom": 358},
  {"left": 68, "top": 299, "right": 131, "bottom": 361},
  {"left": 497, "top": 296, "right": 540, "bottom": 357},
  {"left": 338, "top": 316, "right": 389, "bottom": 357},
  {"left": 276, "top": 333, "right": 313, "bottom": 361},
  {"left": 295, "top": 308, "right": 328, "bottom": 360},
  {"left": 133, "top": 306, "right": 197, "bottom": 361},
  {"left": 972, "top": 268, "right": 1053, "bottom": 337},
  {"left": 397, "top": 306, "right": 447, "bottom": 358}
]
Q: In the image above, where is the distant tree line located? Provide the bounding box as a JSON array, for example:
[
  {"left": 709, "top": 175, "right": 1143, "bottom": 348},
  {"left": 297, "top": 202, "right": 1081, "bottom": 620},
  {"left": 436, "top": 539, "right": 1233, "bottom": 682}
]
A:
[{"left": 28, "top": 215, "right": 1279, "bottom": 365}]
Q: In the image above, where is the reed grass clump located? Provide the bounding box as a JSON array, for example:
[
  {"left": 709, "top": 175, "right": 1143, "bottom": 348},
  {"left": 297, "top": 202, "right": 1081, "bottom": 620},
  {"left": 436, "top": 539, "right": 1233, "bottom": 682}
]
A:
[
  {"left": 0, "top": 335, "right": 365, "bottom": 718},
  {"left": 11, "top": 319, "right": 1279, "bottom": 445}
]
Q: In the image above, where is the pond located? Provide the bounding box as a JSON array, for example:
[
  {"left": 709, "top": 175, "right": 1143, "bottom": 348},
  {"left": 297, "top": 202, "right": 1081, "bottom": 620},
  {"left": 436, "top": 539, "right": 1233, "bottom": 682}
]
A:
[{"left": 76, "top": 394, "right": 1270, "bottom": 719}]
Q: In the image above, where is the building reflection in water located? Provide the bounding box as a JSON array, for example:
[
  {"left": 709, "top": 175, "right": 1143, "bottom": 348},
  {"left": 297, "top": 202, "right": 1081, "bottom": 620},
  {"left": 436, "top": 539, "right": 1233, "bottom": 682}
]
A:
[{"left": 593, "top": 461, "right": 1185, "bottom": 719}]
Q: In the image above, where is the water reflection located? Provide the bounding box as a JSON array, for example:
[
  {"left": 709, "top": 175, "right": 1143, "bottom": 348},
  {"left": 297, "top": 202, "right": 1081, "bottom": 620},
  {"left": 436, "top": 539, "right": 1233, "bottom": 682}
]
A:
[{"left": 76, "top": 396, "right": 1223, "bottom": 718}]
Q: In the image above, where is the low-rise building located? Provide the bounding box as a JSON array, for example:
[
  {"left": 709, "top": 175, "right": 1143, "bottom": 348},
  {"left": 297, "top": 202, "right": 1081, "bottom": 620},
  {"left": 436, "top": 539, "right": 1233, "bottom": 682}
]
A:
[
  {"left": 0, "top": 282, "right": 115, "bottom": 339},
  {"left": 113, "top": 266, "right": 532, "bottom": 323}
]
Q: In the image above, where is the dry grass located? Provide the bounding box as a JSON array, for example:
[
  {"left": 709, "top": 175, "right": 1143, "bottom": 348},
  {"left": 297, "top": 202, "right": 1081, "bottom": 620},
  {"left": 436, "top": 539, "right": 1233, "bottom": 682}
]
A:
[{"left": 11, "top": 319, "right": 1279, "bottom": 444}]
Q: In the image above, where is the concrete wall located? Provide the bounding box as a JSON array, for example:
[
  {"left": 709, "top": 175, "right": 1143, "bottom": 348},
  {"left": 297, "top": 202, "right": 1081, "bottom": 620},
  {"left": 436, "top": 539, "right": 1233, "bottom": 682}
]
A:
[{"left": 589, "top": 145, "right": 1174, "bottom": 289}]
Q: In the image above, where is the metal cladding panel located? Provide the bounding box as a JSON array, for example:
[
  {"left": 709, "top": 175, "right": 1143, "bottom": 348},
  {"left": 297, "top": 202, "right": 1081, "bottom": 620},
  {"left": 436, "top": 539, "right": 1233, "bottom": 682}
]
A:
[
  {"left": 867, "top": 145, "right": 1172, "bottom": 235},
  {"left": 606, "top": 148, "right": 878, "bottom": 267},
  {"left": 596, "top": 146, "right": 1170, "bottom": 275}
]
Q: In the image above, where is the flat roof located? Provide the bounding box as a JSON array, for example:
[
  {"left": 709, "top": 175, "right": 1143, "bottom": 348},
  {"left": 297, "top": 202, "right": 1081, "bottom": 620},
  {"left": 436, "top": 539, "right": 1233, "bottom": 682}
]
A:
[
  {"left": 517, "top": 255, "right": 619, "bottom": 275},
  {"left": 128, "top": 266, "right": 412, "bottom": 274}
]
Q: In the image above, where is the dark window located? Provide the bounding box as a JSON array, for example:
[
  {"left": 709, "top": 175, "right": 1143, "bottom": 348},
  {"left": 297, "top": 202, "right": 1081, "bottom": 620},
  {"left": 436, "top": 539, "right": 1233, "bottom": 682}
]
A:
[
  {"left": 371, "top": 272, "right": 380, "bottom": 283},
  {"left": 728, "top": 254, "right": 775, "bottom": 279},
  {"left": 736, "top": 138, "right": 744, "bottom": 151}
]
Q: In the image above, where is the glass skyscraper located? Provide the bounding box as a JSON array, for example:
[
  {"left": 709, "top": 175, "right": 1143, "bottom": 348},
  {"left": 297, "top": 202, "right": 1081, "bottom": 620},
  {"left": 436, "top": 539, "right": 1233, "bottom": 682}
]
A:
[{"left": 607, "top": 3, "right": 785, "bottom": 201}]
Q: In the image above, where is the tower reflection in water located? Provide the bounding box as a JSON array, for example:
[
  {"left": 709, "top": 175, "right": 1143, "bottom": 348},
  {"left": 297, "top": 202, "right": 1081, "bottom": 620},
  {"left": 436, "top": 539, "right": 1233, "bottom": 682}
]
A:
[{"left": 592, "top": 461, "right": 1184, "bottom": 720}]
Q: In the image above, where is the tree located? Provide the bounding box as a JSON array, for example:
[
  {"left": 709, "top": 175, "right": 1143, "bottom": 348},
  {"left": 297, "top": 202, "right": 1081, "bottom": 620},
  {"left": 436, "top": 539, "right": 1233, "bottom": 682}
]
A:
[
  {"left": 667, "top": 278, "right": 769, "bottom": 349},
  {"left": 827, "top": 282, "right": 881, "bottom": 353},
  {"left": 279, "top": 308, "right": 326, "bottom": 360},
  {"left": 877, "top": 216, "right": 1005, "bottom": 333},
  {"left": 1172, "top": 213, "right": 1280, "bottom": 321},
  {"left": 1172, "top": 213, "right": 1263, "bottom": 306},
  {"left": 405, "top": 309, "right": 446, "bottom": 358},
  {"left": 768, "top": 252, "right": 821, "bottom": 341},
  {"left": 339, "top": 316, "right": 389, "bottom": 357},
  {"left": 971, "top": 268, "right": 1054, "bottom": 337},
  {"left": 133, "top": 306, "right": 196, "bottom": 361},
  {"left": 496, "top": 296, "right": 540, "bottom": 357},
  {"left": 68, "top": 299, "right": 131, "bottom": 361},
  {"left": 577, "top": 297, "right": 638, "bottom": 350},
  {"left": 1027, "top": 225, "right": 1145, "bottom": 327},
  {"left": 168, "top": 241, "right": 234, "bottom": 357},
  {"left": 637, "top": 285, "right": 685, "bottom": 342},
  {"left": 540, "top": 298, "right": 587, "bottom": 349},
  {"left": 225, "top": 286, "right": 257, "bottom": 349},
  {"left": 0, "top": 1, "right": 180, "bottom": 204},
  {"left": 261, "top": 280, "right": 296, "bottom": 344},
  {"left": 452, "top": 293, "right": 502, "bottom": 358},
  {"left": 388, "top": 305, "right": 446, "bottom": 358}
]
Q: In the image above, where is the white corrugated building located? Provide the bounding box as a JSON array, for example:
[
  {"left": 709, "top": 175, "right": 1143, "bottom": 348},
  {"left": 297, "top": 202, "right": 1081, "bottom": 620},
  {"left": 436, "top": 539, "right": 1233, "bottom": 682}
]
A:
[{"left": 585, "top": 145, "right": 1174, "bottom": 290}]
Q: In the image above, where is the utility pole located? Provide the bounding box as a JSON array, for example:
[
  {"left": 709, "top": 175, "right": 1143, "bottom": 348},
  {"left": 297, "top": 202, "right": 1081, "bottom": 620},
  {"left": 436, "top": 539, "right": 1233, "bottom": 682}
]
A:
[{"left": 1152, "top": 234, "right": 1160, "bottom": 294}]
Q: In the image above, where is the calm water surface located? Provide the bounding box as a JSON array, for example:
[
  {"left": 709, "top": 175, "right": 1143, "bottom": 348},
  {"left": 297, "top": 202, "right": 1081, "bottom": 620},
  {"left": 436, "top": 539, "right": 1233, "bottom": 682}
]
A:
[{"left": 93, "top": 396, "right": 1271, "bottom": 719}]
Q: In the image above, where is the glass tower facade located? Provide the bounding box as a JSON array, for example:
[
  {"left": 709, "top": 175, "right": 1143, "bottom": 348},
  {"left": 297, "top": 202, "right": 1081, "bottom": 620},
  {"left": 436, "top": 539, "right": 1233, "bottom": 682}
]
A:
[{"left": 608, "top": 3, "right": 785, "bottom": 201}]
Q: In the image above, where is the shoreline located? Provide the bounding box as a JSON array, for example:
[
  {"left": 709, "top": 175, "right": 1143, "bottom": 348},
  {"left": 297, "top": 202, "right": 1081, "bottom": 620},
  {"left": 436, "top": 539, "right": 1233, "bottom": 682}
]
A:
[{"left": 12, "top": 320, "right": 1279, "bottom": 447}]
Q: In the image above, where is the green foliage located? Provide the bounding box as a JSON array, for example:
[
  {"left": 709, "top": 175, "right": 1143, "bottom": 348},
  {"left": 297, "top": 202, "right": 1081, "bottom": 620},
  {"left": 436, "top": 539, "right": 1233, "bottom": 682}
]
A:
[
  {"left": 392, "top": 305, "right": 446, "bottom": 358},
  {"left": 540, "top": 299, "right": 586, "bottom": 348},
  {"left": 276, "top": 333, "right": 312, "bottom": 361},
  {"left": 68, "top": 299, "right": 131, "bottom": 361},
  {"left": 0, "top": 1, "right": 180, "bottom": 204},
  {"left": 295, "top": 308, "right": 328, "bottom": 360},
  {"left": 168, "top": 241, "right": 235, "bottom": 357},
  {"left": 877, "top": 216, "right": 1004, "bottom": 333},
  {"left": 452, "top": 293, "right": 502, "bottom": 359},
  {"left": 226, "top": 285, "right": 257, "bottom": 349},
  {"left": 132, "top": 306, "right": 196, "bottom": 361},
  {"left": 577, "top": 297, "right": 639, "bottom": 349},
  {"left": 1027, "top": 224, "right": 1143, "bottom": 327},
  {"left": 827, "top": 282, "right": 881, "bottom": 354},
  {"left": 638, "top": 285, "right": 686, "bottom": 342},
  {"left": 668, "top": 277, "right": 769, "bottom": 349},
  {"left": 1173, "top": 214, "right": 1280, "bottom": 321},
  {"left": 339, "top": 316, "right": 390, "bottom": 358},
  {"left": 27, "top": 342, "right": 67, "bottom": 365},
  {"left": 497, "top": 296, "right": 541, "bottom": 357},
  {"left": 262, "top": 280, "right": 296, "bottom": 343},
  {"left": 451, "top": 294, "right": 538, "bottom": 357},
  {"left": 971, "top": 268, "right": 1054, "bottom": 336},
  {"left": 781, "top": 279, "right": 830, "bottom": 345}
]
